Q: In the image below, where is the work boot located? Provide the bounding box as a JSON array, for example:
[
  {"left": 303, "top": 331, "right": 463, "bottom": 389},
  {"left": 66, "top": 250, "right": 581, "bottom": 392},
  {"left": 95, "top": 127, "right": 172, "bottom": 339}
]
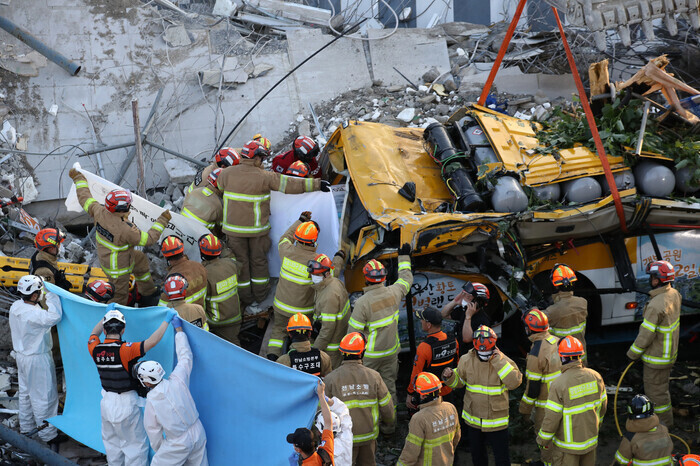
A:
[{"left": 138, "top": 288, "right": 161, "bottom": 307}]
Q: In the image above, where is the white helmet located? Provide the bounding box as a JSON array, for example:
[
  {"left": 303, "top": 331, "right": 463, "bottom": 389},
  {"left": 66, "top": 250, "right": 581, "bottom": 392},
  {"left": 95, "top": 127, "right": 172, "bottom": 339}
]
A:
[
  {"left": 135, "top": 360, "right": 165, "bottom": 387},
  {"left": 315, "top": 411, "right": 341, "bottom": 435},
  {"left": 17, "top": 275, "right": 43, "bottom": 296},
  {"left": 103, "top": 309, "right": 126, "bottom": 326}
]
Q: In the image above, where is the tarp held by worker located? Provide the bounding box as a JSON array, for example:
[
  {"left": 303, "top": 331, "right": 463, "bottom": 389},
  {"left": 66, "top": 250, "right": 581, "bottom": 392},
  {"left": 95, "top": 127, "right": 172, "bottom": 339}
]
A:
[{"left": 46, "top": 283, "right": 319, "bottom": 464}]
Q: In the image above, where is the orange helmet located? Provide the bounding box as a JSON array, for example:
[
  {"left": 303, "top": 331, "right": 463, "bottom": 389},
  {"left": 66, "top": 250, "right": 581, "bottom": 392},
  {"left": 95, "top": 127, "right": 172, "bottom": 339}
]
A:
[
  {"left": 105, "top": 189, "right": 132, "bottom": 213},
  {"left": 253, "top": 134, "right": 272, "bottom": 151},
  {"left": 85, "top": 280, "right": 114, "bottom": 303},
  {"left": 34, "top": 228, "right": 65, "bottom": 251},
  {"left": 414, "top": 372, "right": 443, "bottom": 396},
  {"left": 241, "top": 140, "right": 269, "bottom": 159},
  {"left": 551, "top": 264, "right": 577, "bottom": 287},
  {"left": 678, "top": 454, "right": 700, "bottom": 465},
  {"left": 307, "top": 253, "right": 334, "bottom": 275},
  {"left": 208, "top": 168, "right": 223, "bottom": 189},
  {"left": 286, "top": 313, "right": 312, "bottom": 332},
  {"left": 363, "top": 259, "right": 387, "bottom": 283},
  {"left": 198, "top": 234, "right": 222, "bottom": 257},
  {"left": 294, "top": 221, "right": 319, "bottom": 245},
  {"left": 161, "top": 236, "right": 184, "bottom": 258},
  {"left": 523, "top": 308, "right": 549, "bottom": 332},
  {"left": 558, "top": 335, "right": 584, "bottom": 358},
  {"left": 285, "top": 160, "right": 310, "bottom": 178},
  {"left": 164, "top": 273, "right": 188, "bottom": 301},
  {"left": 646, "top": 260, "right": 675, "bottom": 283},
  {"left": 473, "top": 325, "right": 497, "bottom": 351},
  {"left": 339, "top": 332, "right": 366, "bottom": 355},
  {"left": 215, "top": 147, "right": 241, "bottom": 167}
]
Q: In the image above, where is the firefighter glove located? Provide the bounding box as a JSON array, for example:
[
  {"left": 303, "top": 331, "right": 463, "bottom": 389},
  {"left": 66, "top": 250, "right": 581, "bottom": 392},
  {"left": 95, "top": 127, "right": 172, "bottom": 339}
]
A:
[
  {"left": 160, "top": 210, "right": 172, "bottom": 223},
  {"left": 299, "top": 211, "right": 312, "bottom": 222},
  {"left": 68, "top": 168, "right": 81, "bottom": 180},
  {"left": 320, "top": 180, "right": 331, "bottom": 192},
  {"left": 398, "top": 243, "right": 411, "bottom": 256}
]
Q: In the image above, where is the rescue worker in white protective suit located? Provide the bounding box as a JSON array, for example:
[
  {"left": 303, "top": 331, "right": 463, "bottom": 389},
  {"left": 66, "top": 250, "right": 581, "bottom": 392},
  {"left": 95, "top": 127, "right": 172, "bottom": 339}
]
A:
[
  {"left": 138, "top": 315, "right": 208, "bottom": 466},
  {"left": 315, "top": 397, "right": 354, "bottom": 466},
  {"left": 9, "top": 275, "right": 62, "bottom": 445}
]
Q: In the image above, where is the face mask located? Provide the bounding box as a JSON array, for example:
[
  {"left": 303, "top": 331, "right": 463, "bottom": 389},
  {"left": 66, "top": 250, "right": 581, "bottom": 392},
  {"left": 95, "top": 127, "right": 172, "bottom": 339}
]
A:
[
  {"left": 477, "top": 350, "right": 493, "bottom": 361},
  {"left": 311, "top": 274, "right": 323, "bottom": 284}
]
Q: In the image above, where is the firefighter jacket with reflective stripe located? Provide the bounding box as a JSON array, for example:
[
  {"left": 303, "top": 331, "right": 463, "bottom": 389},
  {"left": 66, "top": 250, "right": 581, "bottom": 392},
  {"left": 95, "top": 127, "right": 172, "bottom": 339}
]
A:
[
  {"left": 218, "top": 158, "right": 319, "bottom": 238},
  {"left": 30, "top": 250, "right": 72, "bottom": 290},
  {"left": 181, "top": 186, "right": 223, "bottom": 233},
  {"left": 348, "top": 255, "right": 412, "bottom": 359},
  {"left": 159, "top": 257, "right": 208, "bottom": 308},
  {"left": 312, "top": 272, "right": 351, "bottom": 354},
  {"left": 537, "top": 360, "right": 607, "bottom": 454},
  {"left": 627, "top": 284, "right": 681, "bottom": 368},
  {"left": 614, "top": 415, "right": 673, "bottom": 466},
  {"left": 277, "top": 341, "right": 332, "bottom": 377},
  {"left": 325, "top": 359, "right": 395, "bottom": 444},
  {"left": 171, "top": 301, "right": 208, "bottom": 331},
  {"left": 75, "top": 173, "right": 169, "bottom": 278},
  {"left": 545, "top": 291, "right": 588, "bottom": 342},
  {"left": 520, "top": 331, "right": 561, "bottom": 415},
  {"left": 408, "top": 331, "right": 458, "bottom": 397},
  {"left": 202, "top": 256, "right": 241, "bottom": 326},
  {"left": 446, "top": 349, "right": 522, "bottom": 432},
  {"left": 397, "top": 398, "right": 461, "bottom": 466},
  {"left": 187, "top": 162, "right": 216, "bottom": 194},
  {"left": 273, "top": 220, "right": 317, "bottom": 315}
]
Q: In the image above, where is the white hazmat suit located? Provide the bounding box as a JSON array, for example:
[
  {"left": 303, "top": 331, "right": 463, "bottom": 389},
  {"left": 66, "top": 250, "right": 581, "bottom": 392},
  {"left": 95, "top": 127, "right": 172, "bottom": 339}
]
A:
[
  {"left": 144, "top": 331, "right": 208, "bottom": 466},
  {"left": 9, "top": 292, "right": 62, "bottom": 442},
  {"left": 316, "top": 397, "right": 353, "bottom": 466}
]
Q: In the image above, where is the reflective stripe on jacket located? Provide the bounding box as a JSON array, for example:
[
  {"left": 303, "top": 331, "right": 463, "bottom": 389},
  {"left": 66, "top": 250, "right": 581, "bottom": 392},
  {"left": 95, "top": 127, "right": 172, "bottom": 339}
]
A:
[
  {"left": 181, "top": 186, "right": 223, "bottom": 231},
  {"left": 272, "top": 220, "right": 317, "bottom": 315},
  {"left": 312, "top": 272, "right": 351, "bottom": 353},
  {"left": 520, "top": 332, "right": 561, "bottom": 414},
  {"left": 397, "top": 398, "right": 461, "bottom": 466},
  {"left": 202, "top": 257, "right": 241, "bottom": 325},
  {"left": 545, "top": 291, "right": 588, "bottom": 342},
  {"left": 614, "top": 415, "right": 673, "bottom": 466}
]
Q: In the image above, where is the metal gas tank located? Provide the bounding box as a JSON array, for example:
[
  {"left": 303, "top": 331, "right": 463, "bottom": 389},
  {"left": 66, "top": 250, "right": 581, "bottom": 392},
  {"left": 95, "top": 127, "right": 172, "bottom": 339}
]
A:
[
  {"left": 599, "top": 169, "right": 635, "bottom": 195},
  {"left": 491, "top": 176, "right": 528, "bottom": 212},
  {"left": 634, "top": 161, "right": 675, "bottom": 197},
  {"left": 675, "top": 166, "right": 700, "bottom": 195},
  {"left": 562, "top": 177, "right": 602, "bottom": 203},
  {"left": 532, "top": 184, "right": 561, "bottom": 202}
]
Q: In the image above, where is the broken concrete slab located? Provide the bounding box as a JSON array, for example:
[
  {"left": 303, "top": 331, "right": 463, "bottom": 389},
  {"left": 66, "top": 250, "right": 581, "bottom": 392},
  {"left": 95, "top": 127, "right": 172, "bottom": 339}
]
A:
[
  {"left": 164, "top": 159, "right": 197, "bottom": 184},
  {"left": 368, "top": 29, "right": 451, "bottom": 88},
  {"left": 286, "top": 29, "right": 372, "bottom": 104},
  {"left": 0, "top": 50, "right": 47, "bottom": 77},
  {"left": 397, "top": 108, "right": 416, "bottom": 122},
  {"left": 17, "top": 176, "right": 38, "bottom": 204},
  {"left": 244, "top": 0, "right": 332, "bottom": 24},
  {"left": 163, "top": 24, "right": 192, "bottom": 47},
  {"left": 212, "top": 0, "right": 240, "bottom": 17},
  {"left": 199, "top": 56, "right": 248, "bottom": 86}
]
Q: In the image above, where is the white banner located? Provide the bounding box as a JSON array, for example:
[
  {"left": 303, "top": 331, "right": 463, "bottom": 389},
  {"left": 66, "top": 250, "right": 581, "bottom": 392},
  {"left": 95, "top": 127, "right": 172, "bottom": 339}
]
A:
[{"left": 65, "top": 164, "right": 210, "bottom": 262}]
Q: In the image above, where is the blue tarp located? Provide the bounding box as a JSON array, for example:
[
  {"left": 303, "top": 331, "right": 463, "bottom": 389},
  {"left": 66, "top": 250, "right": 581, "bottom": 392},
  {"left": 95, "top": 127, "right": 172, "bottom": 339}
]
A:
[{"left": 46, "top": 283, "right": 319, "bottom": 464}]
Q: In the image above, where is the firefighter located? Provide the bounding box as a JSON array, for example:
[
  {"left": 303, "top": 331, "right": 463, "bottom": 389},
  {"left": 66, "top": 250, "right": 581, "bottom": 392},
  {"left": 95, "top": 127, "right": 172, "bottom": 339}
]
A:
[
  {"left": 308, "top": 252, "right": 350, "bottom": 369},
  {"left": 442, "top": 325, "right": 522, "bottom": 466},
  {"left": 276, "top": 313, "right": 332, "bottom": 377},
  {"left": 545, "top": 264, "right": 588, "bottom": 361},
  {"left": 286, "top": 380, "right": 334, "bottom": 465},
  {"left": 158, "top": 236, "right": 207, "bottom": 308},
  {"left": 285, "top": 160, "right": 310, "bottom": 178},
  {"left": 88, "top": 308, "right": 172, "bottom": 466},
  {"left": 182, "top": 168, "right": 226, "bottom": 237},
  {"left": 348, "top": 245, "right": 412, "bottom": 406},
  {"left": 30, "top": 228, "right": 72, "bottom": 290},
  {"left": 199, "top": 234, "right": 241, "bottom": 345},
  {"left": 84, "top": 279, "right": 115, "bottom": 303},
  {"left": 519, "top": 308, "right": 561, "bottom": 466},
  {"left": 325, "top": 332, "right": 395, "bottom": 466},
  {"left": 266, "top": 215, "right": 321, "bottom": 359},
  {"left": 139, "top": 316, "right": 208, "bottom": 466},
  {"left": 406, "top": 306, "right": 458, "bottom": 413},
  {"left": 397, "top": 372, "right": 461, "bottom": 466},
  {"left": 163, "top": 273, "right": 208, "bottom": 330},
  {"left": 187, "top": 147, "right": 240, "bottom": 194},
  {"left": 272, "top": 135, "right": 323, "bottom": 179},
  {"left": 613, "top": 394, "right": 673, "bottom": 465},
  {"left": 536, "top": 336, "right": 606, "bottom": 466},
  {"left": 217, "top": 140, "right": 327, "bottom": 309},
  {"left": 9, "top": 276, "right": 62, "bottom": 445},
  {"left": 69, "top": 168, "right": 171, "bottom": 306},
  {"left": 627, "top": 259, "right": 681, "bottom": 427}
]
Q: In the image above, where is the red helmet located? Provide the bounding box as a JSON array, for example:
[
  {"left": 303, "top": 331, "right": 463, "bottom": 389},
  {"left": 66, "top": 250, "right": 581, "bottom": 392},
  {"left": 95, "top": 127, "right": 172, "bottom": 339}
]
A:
[
  {"left": 307, "top": 253, "right": 334, "bottom": 275},
  {"left": 34, "top": 228, "right": 65, "bottom": 251},
  {"left": 253, "top": 134, "right": 272, "bottom": 151},
  {"left": 164, "top": 273, "right": 188, "bottom": 301},
  {"left": 414, "top": 372, "right": 442, "bottom": 396},
  {"left": 198, "top": 234, "right": 222, "bottom": 257},
  {"left": 161, "top": 236, "right": 184, "bottom": 258},
  {"left": 285, "top": 160, "right": 310, "bottom": 178},
  {"left": 551, "top": 264, "right": 578, "bottom": 287},
  {"left": 363, "top": 259, "right": 387, "bottom": 283},
  {"left": 85, "top": 280, "right": 114, "bottom": 303},
  {"left": 646, "top": 260, "right": 675, "bottom": 283},
  {"left": 678, "top": 454, "right": 700, "bottom": 465},
  {"left": 339, "top": 332, "right": 366, "bottom": 355},
  {"left": 105, "top": 189, "right": 132, "bottom": 213},
  {"left": 293, "top": 136, "right": 319, "bottom": 163},
  {"left": 473, "top": 325, "right": 497, "bottom": 351},
  {"left": 294, "top": 221, "right": 319, "bottom": 245},
  {"left": 523, "top": 308, "right": 549, "bottom": 332},
  {"left": 558, "top": 335, "right": 585, "bottom": 358},
  {"left": 241, "top": 140, "right": 269, "bottom": 159},
  {"left": 286, "top": 313, "right": 312, "bottom": 332},
  {"left": 208, "top": 168, "right": 223, "bottom": 189},
  {"left": 215, "top": 148, "right": 241, "bottom": 168}
]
